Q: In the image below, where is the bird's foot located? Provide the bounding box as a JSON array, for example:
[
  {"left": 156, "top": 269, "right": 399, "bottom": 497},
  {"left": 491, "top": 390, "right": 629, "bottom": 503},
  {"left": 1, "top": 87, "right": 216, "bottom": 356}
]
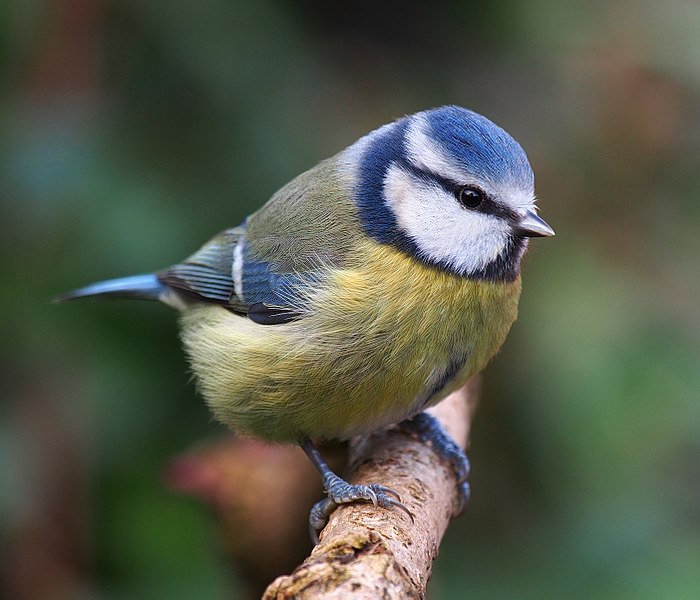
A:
[
  {"left": 399, "top": 411, "right": 470, "bottom": 515},
  {"left": 309, "top": 472, "right": 413, "bottom": 543}
]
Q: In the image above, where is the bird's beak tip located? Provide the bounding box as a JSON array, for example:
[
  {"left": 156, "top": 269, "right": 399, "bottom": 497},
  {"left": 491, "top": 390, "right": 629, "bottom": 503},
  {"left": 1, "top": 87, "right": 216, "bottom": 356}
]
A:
[{"left": 517, "top": 210, "right": 555, "bottom": 238}]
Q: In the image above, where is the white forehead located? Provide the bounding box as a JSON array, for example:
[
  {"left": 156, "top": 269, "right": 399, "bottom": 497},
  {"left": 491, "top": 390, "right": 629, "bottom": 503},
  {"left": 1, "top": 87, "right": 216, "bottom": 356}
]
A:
[
  {"left": 405, "top": 116, "right": 535, "bottom": 211},
  {"left": 384, "top": 164, "right": 514, "bottom": 276}
]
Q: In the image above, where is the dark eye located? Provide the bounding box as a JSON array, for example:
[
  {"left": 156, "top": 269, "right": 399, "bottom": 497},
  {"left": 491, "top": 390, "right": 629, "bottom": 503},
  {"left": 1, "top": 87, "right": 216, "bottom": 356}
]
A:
[{"left": 458, "top": 186, "right": 485, "bottom": 209}]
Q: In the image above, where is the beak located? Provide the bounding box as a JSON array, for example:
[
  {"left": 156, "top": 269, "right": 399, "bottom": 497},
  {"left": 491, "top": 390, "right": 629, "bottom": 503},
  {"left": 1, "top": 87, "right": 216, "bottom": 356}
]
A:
[{"left": 516, "top": 209, "right": 555, "bottom": 238}]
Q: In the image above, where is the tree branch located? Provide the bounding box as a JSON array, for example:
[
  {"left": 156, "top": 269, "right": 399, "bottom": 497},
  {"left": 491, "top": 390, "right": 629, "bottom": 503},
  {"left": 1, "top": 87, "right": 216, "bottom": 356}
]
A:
[{"left": 263, "top": 379, "right": 479, "bottom": 599}]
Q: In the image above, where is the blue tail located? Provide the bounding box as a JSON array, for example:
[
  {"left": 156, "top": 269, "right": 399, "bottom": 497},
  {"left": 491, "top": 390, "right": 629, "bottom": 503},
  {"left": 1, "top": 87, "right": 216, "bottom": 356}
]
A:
[{"left": 54, "top": 273, "right": 167, "bottom": 303}]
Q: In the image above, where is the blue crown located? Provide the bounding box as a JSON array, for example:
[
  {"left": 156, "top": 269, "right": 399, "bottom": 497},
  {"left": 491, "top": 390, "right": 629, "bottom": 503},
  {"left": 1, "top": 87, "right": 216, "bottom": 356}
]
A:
[{"left": 425, "top": 105, "right": 533, "bottom": 188}]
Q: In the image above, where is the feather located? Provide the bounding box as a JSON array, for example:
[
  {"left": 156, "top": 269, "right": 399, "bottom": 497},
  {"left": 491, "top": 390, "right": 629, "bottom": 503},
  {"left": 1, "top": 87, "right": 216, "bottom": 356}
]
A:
[
  {"left": 53, "top": 274, "right": 166, "bottom": 302},
  {"left": 157, "top": 228, "right": 241, "bottom": 306},
  {"left": 247, "top": 303, "right": 301, "bottom": 325},
  {"left": 180, "top": 240, "right": 522, "bottom": 443}
]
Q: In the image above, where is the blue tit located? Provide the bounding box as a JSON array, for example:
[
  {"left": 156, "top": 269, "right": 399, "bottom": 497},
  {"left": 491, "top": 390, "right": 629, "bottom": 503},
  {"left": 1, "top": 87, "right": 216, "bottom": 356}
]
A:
[{"left": 57, "top": 105, "right": 553, "bottom": 538}]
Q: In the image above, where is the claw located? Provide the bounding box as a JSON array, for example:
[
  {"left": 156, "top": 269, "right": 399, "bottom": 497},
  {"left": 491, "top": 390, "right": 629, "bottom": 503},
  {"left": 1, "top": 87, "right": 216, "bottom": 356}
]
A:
[
  {"left": 371, "top": 484, "right": 402, "bottom": 502},
  {"left": 366, "top": 487, "right": 378, "bottom": 506},
  {"left": 384, "top": 495, "right": 415, "bottom": 523}
]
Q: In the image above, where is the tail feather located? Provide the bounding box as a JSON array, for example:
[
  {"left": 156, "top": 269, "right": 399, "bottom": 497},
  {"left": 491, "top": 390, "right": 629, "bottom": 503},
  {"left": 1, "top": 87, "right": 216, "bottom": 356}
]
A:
[{"left": 54, "top": 273, "right": 167, "bottom": 303}]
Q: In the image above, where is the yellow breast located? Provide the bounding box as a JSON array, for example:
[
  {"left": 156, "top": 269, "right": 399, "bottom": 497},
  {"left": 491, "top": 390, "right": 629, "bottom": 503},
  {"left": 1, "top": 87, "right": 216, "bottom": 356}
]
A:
[{"left": 180, "top": 241, "right": 521, "bottom": 442}]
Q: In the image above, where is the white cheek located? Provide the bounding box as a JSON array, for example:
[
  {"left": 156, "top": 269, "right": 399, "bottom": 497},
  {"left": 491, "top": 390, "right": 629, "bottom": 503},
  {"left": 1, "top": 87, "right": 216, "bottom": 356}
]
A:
[{"left": 384, "top": 165, "right": 511, "bottom": 275}]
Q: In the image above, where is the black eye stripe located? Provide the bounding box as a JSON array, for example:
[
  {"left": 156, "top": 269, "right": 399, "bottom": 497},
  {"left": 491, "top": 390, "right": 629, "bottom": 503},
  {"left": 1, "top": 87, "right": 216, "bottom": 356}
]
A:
[{"left": 395, "top": 160, "right": 520, "bottom": 222}]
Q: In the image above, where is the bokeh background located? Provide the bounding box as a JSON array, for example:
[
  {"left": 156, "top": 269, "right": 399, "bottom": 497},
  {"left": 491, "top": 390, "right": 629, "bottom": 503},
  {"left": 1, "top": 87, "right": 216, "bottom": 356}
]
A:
[{"left": 2, "top": 0, "right": 700, "bottom": 598}]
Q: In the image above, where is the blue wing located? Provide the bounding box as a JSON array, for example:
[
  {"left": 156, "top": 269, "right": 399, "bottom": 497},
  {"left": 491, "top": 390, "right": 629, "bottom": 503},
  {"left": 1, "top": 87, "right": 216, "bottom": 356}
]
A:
[
  {"left": 157, "top": 224, "right": 310, "bottom": 324},
  {"left": 158, "top": 156, "right": 362, "bottom": 323}
]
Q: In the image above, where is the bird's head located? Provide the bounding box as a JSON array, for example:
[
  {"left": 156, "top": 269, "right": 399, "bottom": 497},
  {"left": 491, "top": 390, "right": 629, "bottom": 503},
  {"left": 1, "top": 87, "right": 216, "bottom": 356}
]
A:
[{"left": 352, "top": 105, "right": 554, "bottom": 281}]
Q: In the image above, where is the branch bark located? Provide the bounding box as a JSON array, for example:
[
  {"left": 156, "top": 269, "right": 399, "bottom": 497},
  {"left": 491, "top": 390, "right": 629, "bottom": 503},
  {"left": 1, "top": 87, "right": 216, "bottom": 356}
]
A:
[{"left": 263, "top": 379, "right": 479, "bottom": 599}]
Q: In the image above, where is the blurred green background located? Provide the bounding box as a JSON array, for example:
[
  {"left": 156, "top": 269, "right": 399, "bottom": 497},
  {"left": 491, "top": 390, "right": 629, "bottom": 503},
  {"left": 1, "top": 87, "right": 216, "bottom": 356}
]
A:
[{"left": 2, "top": 0, "right": 700, "bottom": 598}]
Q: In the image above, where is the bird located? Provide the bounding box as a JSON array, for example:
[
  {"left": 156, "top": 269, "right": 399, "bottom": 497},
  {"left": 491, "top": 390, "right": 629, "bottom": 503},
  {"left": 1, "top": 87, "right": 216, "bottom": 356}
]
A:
[{"left": 56, "top": 105, "right": 554, "bottom": 540}]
